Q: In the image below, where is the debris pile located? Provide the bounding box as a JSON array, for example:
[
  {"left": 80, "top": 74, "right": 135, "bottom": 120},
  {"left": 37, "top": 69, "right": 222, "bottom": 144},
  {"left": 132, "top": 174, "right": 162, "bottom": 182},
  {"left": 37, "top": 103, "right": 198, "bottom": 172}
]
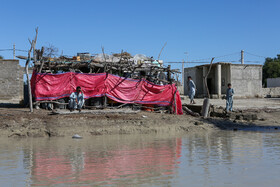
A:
[
  {"left": 209, "top": 105, "right": 259, "bottom": 121},
  {"left": 25, "top": 51, "right": 181, "bottom": 85}
]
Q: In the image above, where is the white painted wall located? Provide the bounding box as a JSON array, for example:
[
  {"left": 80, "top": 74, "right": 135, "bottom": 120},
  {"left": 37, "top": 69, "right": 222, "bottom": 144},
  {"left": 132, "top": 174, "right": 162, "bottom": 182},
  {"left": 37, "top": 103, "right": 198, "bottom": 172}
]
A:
[{"left": 230, "top": 65, "right": 262, "bottom": 97}]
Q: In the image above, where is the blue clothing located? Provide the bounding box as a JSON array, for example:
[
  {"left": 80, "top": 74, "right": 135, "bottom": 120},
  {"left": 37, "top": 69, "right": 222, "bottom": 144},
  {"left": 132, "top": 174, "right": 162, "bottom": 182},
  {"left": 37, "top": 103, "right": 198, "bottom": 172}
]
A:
[
  {"left": 226, "top": 88, "right": 234, "bottom": 111},
  {"left": 69, "top": 92, "right": 85, "bottom": 109},
  {"left": 188, "top": 80, "right": 196, "bottom": 101},
  {"left": 226, "top": 88, "right": 234, "bottom": 100}
]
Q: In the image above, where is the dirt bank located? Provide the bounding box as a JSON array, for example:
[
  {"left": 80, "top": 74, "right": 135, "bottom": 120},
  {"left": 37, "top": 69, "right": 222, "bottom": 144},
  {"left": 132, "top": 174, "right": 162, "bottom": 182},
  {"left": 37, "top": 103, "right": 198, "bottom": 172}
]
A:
[
  {"left": 0, "top": 107, "right": 279, "bottom": 138},
  {"left": 207, "top": 106, "right": 280, "bottom": 131},
  {"left": 0, "top": 108, "right": 213, "bottom": 137}
]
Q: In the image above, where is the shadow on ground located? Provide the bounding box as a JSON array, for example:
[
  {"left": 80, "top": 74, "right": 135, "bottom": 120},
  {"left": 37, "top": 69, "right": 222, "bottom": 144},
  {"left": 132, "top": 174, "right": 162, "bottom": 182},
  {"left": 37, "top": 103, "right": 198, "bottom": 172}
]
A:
[
  {"left": 0, "top": 103, "right": 24, "bottom": 108},
  {"left": 201, "top": 117, "right": 280, "bottom": 133}
]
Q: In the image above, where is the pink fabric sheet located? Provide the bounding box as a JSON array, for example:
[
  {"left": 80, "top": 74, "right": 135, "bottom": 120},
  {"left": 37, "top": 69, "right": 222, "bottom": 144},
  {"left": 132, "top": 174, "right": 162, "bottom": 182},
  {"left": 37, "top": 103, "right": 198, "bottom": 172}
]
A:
[{"left": 31, "top": 72, "right": 183, "bottom": 114}]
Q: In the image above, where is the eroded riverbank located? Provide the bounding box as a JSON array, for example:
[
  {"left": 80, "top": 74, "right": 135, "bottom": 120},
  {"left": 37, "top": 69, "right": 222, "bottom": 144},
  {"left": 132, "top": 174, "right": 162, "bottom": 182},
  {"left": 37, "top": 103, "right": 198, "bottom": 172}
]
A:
[{"left": 0, "top": 107, "right": 280, "bottom": 138}]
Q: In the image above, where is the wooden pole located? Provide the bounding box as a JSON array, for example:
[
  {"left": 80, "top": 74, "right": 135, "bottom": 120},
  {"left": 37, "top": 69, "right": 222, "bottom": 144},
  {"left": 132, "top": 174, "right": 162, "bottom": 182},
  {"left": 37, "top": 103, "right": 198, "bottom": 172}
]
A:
[
  {"left": 103, "top": 95, "right": 107, "bottom": 108},
  {"left": 182, "top": 59, "right": 184, "bottom": 87},
  {"left": 173, "top": 89, "right": 177, "bottom": 114},
  {"left": 33, "top": 28, "right": 38, "bottom": 62},
  {"left": 25, "top": 59, "right": 33, "bottom": 112},
  {"left": 167, "top": 65, "right": 171, "bottom": 83},
  {"left": 101, "top": 46, "right": 107, "bottom": 72},
  {"left": 25, "top": 27, "right": 38, "bottom": 112},
  {"left": 201, "top": 98, "right": 210, "bottom": 118},
  {"left": 203, "top": 57, "right": 215, "bottom": 98},
  {"left": 158, "top": 42, "right": 167, "bottom": 61},
  {"left": 119, "top": 49, "right": 123, "bottom": 63},
  {"left": 38, "top": 47, "right": 45, "bottom": 73},
  {"left": 13, "top": 43, "right": 15, "bottom": 59},
  {"left": 182, "top": 106, "right": 200, "bottom": 117}
]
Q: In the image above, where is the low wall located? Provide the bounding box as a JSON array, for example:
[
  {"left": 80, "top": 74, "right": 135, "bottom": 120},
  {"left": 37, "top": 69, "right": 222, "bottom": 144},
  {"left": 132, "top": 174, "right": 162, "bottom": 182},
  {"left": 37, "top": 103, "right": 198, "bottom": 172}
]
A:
[
  {"left": 261, "top": 87, "right": 280, "bottom": 98},
  {"left": 0, "top": 59, "right": 24, "bottom": 104}
]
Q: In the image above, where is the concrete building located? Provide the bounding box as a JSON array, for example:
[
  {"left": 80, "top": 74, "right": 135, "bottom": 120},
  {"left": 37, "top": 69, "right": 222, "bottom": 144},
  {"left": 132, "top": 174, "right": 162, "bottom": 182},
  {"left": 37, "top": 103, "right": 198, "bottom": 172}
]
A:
[
  {"left": 267, "top": 78, "right": 280, "bottom": 88},
  {"left": 0, "top": 59, "right": 24, "bottom": 104},
  {"left": 184, "top": 62, "right": 262, "bottom": 98}
]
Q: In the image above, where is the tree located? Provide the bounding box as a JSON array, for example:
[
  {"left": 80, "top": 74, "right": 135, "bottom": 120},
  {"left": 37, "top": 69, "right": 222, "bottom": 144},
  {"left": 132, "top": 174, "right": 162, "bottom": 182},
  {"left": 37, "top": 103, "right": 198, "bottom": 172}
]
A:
[
  {"left": 0, "top": 55, "right": 3, "bottom": 59},
  {"left": 263, "top": 54, "right": 280, "bottom": 87},
  {"left": 43, "top": 44, "right": 58, "bottom": 58}
]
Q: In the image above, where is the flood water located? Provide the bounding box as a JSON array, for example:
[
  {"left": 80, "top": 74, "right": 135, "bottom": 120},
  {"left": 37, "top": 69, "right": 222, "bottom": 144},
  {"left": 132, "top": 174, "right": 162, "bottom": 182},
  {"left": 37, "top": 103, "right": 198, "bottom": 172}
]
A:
[{"left": 1, "top": 131, "right": 280, "bottom": 186}]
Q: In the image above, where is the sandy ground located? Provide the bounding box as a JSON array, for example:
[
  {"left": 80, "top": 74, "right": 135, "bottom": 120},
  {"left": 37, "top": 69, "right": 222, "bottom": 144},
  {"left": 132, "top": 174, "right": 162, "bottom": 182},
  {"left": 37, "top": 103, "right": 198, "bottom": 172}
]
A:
[{"left": 0, "top": 98, "right": 279, "bottom": 138}]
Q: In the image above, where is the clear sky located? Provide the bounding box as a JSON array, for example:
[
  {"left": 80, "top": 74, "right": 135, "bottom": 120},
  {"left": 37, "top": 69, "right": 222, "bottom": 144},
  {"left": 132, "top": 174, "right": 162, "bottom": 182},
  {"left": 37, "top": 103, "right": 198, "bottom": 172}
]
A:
[{"left": 1, "top": 0, "right": 280, "bottom": 68}]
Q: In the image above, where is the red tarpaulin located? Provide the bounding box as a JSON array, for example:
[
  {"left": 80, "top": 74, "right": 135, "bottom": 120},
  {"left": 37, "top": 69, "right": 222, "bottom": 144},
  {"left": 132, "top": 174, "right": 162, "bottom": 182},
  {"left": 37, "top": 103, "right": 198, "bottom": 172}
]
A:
[{"left": 31, "top": 72, "right": 183, "bottom": 114}]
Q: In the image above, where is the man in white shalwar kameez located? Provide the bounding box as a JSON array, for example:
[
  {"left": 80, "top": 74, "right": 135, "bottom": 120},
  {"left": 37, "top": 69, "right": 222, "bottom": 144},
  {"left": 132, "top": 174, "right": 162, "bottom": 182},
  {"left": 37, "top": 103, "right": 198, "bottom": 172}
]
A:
[
  {"left": 187, "top": 76, "right": 196, "bottom": 104},
  {"left": 69, "top": 86, "right": 84, "bottom": 112}
]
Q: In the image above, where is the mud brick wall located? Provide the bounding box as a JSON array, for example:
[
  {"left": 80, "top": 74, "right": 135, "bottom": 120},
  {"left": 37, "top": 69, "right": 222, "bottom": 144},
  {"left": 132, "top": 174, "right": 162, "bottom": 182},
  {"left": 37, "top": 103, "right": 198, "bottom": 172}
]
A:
[{"left": 0, "top": 59, "right": 24, "bottom": 103}]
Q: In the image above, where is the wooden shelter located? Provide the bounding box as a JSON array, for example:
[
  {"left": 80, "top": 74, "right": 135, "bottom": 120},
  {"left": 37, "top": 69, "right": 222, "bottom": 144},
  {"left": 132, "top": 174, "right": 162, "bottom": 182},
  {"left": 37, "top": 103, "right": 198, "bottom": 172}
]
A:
[{"left": 18, "top": 29, "right": 181, "bottom": 113}]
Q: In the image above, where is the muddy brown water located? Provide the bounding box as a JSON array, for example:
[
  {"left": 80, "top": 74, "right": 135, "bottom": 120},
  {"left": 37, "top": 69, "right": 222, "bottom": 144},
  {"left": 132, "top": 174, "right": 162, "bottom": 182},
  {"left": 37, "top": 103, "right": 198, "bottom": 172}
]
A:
[{"left": 1, "top": 131, "right": 280, "bottom": 186}]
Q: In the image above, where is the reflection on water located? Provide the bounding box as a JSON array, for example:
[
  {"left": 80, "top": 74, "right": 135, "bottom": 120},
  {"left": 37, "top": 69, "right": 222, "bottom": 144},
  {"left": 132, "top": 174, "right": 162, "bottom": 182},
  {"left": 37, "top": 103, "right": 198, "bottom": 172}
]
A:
[
  {"left": 30, "top": 136, "right": 181, "bottom": 186},
  {"left": 1, "top": 131, "right": 280, "bottom": 186}
]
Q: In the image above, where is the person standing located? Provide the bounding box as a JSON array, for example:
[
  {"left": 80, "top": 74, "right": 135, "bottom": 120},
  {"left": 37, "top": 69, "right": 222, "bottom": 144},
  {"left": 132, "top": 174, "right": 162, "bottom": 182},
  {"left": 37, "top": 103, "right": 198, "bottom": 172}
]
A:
[
  {"left": 226, "top": 83, "right": 234, "bottom": 112},
  {"left": 69, "top": 86, "right": 85, "bottom": 112},
  {"left": 187, "top": 76, "right": 196, "bottom": 104}
]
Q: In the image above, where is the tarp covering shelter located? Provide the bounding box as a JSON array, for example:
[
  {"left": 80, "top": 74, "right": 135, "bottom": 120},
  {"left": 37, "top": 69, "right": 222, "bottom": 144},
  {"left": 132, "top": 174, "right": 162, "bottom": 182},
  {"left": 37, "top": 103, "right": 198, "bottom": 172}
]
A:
[{"left": 31, "top": 72, "right": 183, "bottom": 114}]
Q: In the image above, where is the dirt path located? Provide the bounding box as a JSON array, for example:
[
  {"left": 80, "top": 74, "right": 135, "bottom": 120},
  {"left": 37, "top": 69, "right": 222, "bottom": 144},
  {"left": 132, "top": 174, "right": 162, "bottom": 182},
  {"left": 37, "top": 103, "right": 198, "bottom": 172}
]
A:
[{"left": 182, "top": 98, "right": 280, "bottom": 110}]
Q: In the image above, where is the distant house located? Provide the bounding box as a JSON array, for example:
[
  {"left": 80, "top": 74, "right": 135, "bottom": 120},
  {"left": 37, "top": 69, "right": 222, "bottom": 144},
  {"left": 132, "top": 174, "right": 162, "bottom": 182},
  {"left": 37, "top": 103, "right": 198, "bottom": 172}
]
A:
[
  {"left": 0, "top": 59, "right": 24, "bottom": 104},
  {"left": 267, "top": 78, "right": 280, "bottom": 88},
  {"left": 184, "top": 62, "right": 262, "bottom": 98}
]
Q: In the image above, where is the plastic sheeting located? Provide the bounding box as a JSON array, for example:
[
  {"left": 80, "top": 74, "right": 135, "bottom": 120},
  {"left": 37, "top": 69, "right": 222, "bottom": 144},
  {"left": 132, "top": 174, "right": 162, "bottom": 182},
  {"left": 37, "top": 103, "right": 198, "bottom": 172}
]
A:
[
  {"left": 93, "top": 54, "right": 120, "bottom": 63},
  {"left": 31, "top": 72, "right": 183, "bottom": 114}
]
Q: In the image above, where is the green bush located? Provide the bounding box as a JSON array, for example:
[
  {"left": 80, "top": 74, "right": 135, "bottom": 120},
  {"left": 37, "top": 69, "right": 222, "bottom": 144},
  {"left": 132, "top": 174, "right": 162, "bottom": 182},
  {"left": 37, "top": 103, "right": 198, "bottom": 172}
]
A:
[{"left": 263, "top": 54, "right": 280, "bottom": 87}]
